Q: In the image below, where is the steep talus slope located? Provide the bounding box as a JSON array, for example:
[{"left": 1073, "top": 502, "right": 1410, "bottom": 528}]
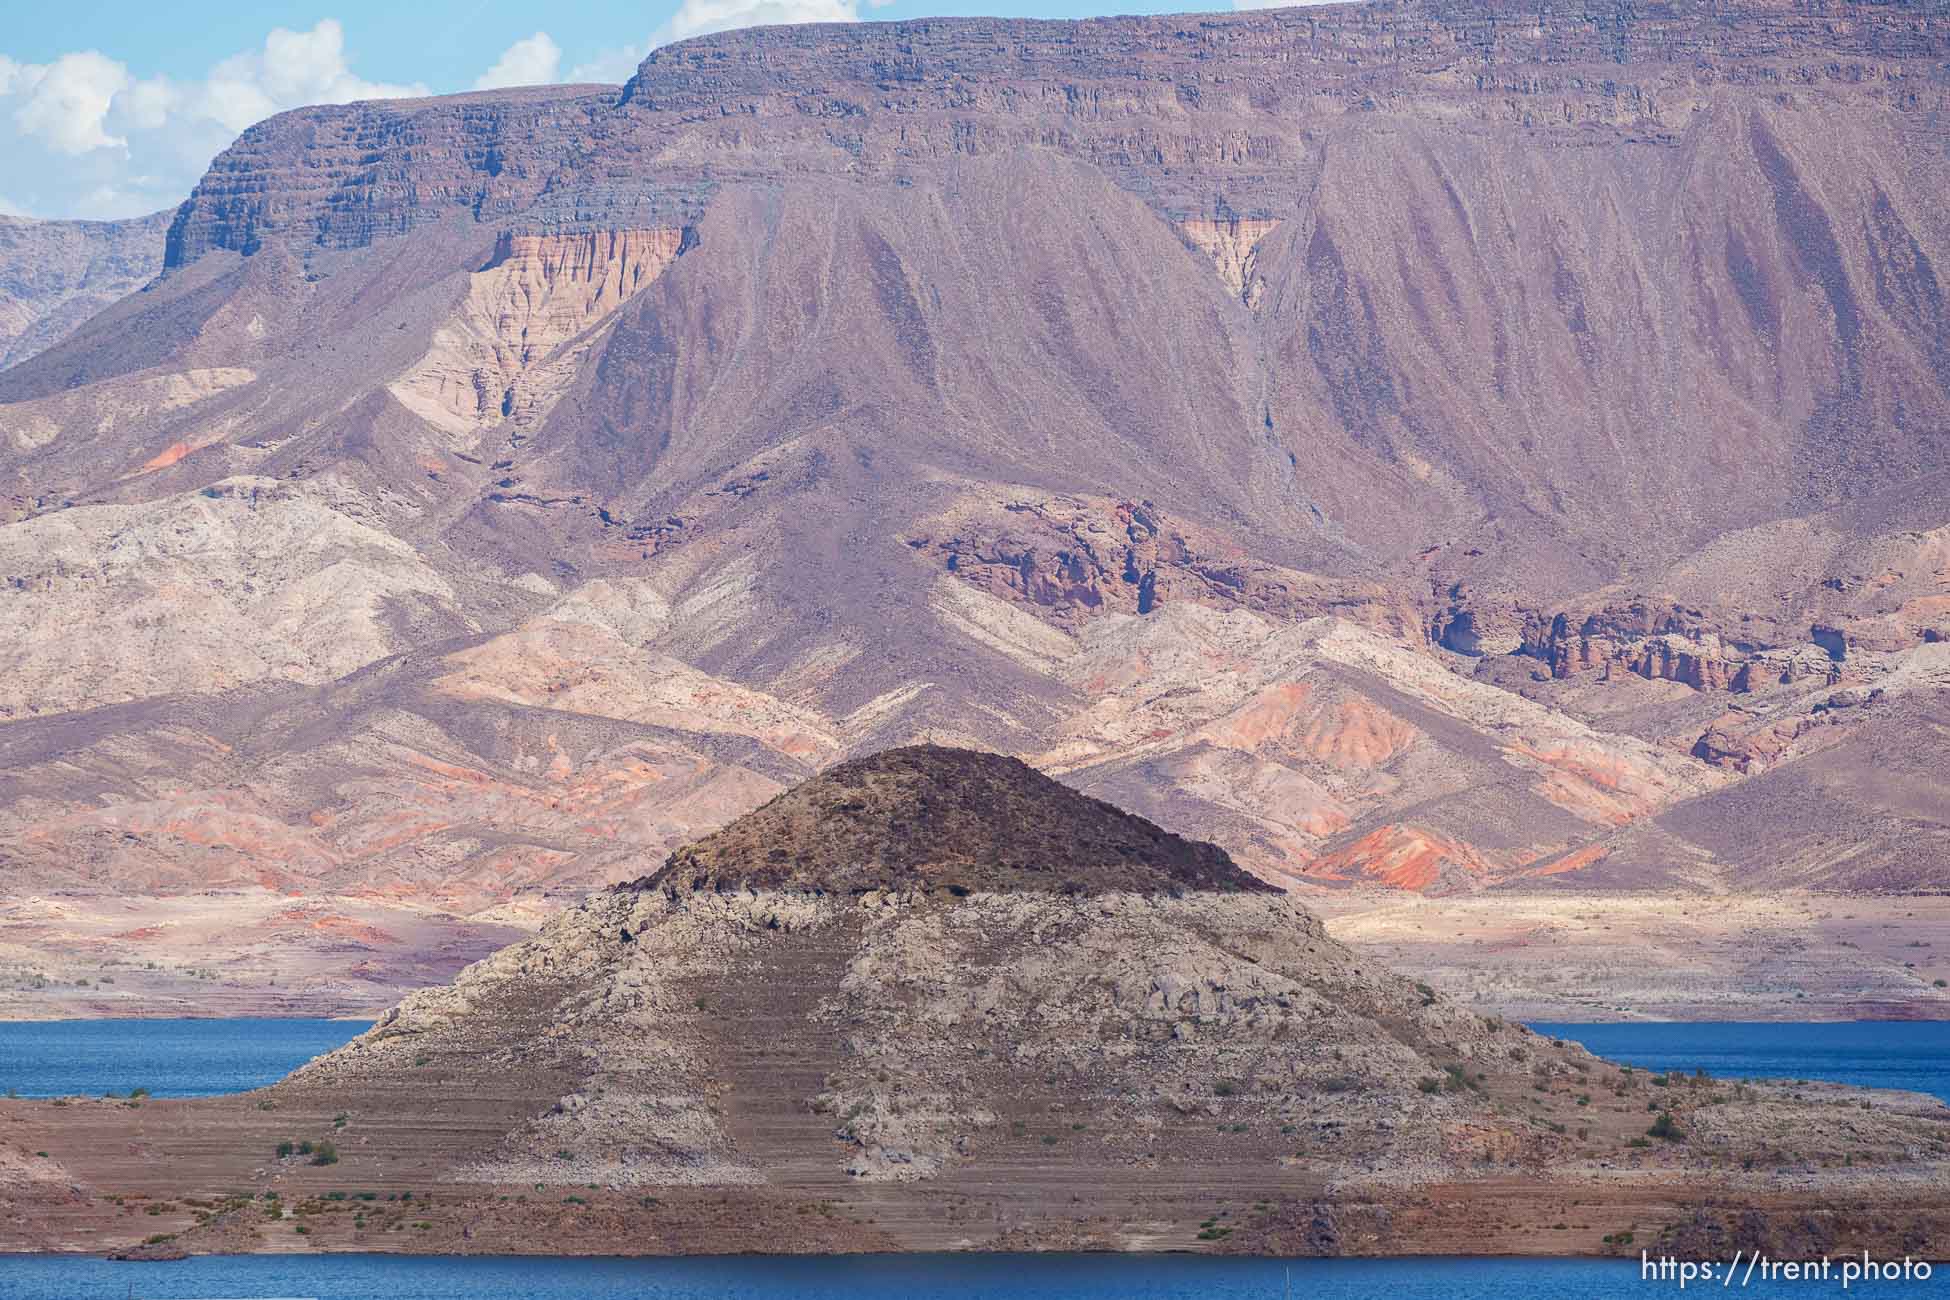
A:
[
  {"left": 0, "top": 213, "right": 170, "bottom": 370},
  {"left": 8, "top": 751, "right": 1947, "bottom": 1257},
  {"left": 0, "top": 1, "right": 1948, "bottom": 1013}
]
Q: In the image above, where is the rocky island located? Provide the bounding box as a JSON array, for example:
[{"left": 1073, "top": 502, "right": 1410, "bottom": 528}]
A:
[{"left": 3, "top": 749, "right": 1945, "bottom": 1259}]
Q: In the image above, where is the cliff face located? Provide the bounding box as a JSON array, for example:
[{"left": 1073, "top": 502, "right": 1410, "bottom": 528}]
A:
[
  {"left": 161, "top": 87, "right": 619, "bottom": 266},
  {"left": 0, "top": 0, "right": 1946, "bottom": 1010},
  {"left": 389, "top": 227, "right": 691, "bottom": 441},
  {"left": 0, "top": 212, "right": 171, "bottom": 369},
  {"left": 164, "top": 2, "right": 1950, "bottom": 260}
]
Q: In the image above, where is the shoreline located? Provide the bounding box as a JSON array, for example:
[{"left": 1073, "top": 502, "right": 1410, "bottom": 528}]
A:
[{"left": 6, "top": 888, "right": 1948, "bottom": 1024}]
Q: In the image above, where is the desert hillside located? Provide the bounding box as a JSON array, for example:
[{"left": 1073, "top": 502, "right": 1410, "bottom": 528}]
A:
[{"left": 0, "top": 212, "right": 170, "bottom": 370}]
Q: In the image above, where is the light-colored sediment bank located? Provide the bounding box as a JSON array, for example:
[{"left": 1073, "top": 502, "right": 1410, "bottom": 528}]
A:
[
  {"left": 3, "top": 889, "right": 1946, "bottom": 1022},
  {"left": 0, "top": 891, "right": 538, "bottom": 1021},
  {"left": 1316, "top": 892, "right": 1950, "bottom": 1022}
]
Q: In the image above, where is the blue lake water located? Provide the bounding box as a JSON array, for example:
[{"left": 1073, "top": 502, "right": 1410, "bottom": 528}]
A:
[
  {"left": 6, "top": 1017, "right": 1943, "bottom": 1104},
  {"left": 0, "top": 1251, "right": 1938, "bottom": 1300},
  {"left": 1532, "top": 1020, "right": 1950, "bottom": 1103},
  {"left": 0, "top": 1018, "right": 372, "bottom": 1098},
  {"left": 0, "top": 1019, "right": 1944, "bottom": 1297}
]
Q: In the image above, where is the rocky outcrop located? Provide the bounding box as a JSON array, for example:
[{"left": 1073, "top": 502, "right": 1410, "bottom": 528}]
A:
[
  {"left": 1522, "top": 604, "right": 1844, "bottom": 692},
  {"left": 909, "top": 493, "right": 1422, "bottom": 643}
]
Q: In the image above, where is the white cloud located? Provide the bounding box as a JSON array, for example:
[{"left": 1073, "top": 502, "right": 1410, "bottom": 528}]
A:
[
  {"left": 12, "top": 51, "right": 131, "bottom": 156},
  {"left": 570, "top": 0, "right": 859, "bottom": 86},
  {"left": 567, "top": 45, "right": 648, "bottom": 85},
  {"left": 0, "top": 194, "right": 33, "bottom": 218},
  {"left": 475, "top": 32, "right": 562, "bottom": 91},
  {"left": 0, "top": 20, "right": 428, "bottom": 220},
  {"left": 659, "top": 0, "right": 860, "bottom": 44},
  {"left": 119, "top": 78, "right": 179, "bottom": 132},
  {"left": 195, "top": 19, "right": 427, "bottom": 133}
]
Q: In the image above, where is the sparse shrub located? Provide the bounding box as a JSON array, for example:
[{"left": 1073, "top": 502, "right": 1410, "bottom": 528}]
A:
[
  {"left": 1647, "top": 1112, "right": 1683, "bottom": 1142},
  {"left": 276, "top": 1141, "right": 295, "bottom": 1158},
  {"left": 311, "top": 1141, "right": 339, "bottom": 1166},
  {"left": 1213, "top": 1078, "right": 1241, "bottom": 1097},
  {"left": 1417, "top": 1077, "right": 1442, "bottom": 1094}
]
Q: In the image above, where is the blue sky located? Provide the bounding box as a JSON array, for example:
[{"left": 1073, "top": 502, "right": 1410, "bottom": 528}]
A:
[{"left": 1, "top": 0, "right": 1289, "bottom": 221}]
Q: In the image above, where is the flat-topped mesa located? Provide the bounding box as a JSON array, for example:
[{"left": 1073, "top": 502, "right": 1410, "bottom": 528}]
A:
[
  {"left": 626, "top": 745, "right": 1279, "bottom": 896},
  {"left": 159, "top": 0, "right": 1950, "bottom": 269}
]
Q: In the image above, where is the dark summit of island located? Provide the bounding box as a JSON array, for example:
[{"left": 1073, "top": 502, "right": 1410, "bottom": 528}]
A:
[{"left": 627, "top": 744, "right": 1279, "bottom": 897}]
